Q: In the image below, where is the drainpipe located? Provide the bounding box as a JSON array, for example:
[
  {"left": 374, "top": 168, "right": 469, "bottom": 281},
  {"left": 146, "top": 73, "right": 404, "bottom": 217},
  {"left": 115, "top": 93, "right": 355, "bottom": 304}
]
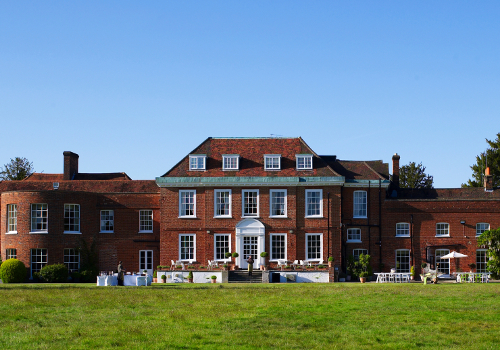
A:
[
  {"left": 379, "top": 179, "right": 382, "bottom": 269},
  {"left": 410, "top": 214, "right": 414, "bottom": 268},
  {"left": 368, "top": 181, "right": 371, "bottom": 254},
  {"left": 327, "top": 192, "right": 330, "bottom": 260}
]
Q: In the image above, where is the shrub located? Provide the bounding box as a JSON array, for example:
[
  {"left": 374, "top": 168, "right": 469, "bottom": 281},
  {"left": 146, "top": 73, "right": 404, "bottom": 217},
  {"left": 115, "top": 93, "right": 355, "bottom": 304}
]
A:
[
  {"left": 153, "top": 270, "right": 157, "bottom": 278},
  {"left": 225, "top": 252, "right": 232, "bottom": 258},
  {"left": 187, "top": 271, "right": 193, "bottom": 279},
  {"left": 328, "top": 256, "right": 334, "bottom": 262},
  {"left": 0, "top": 259, "right": 27, "bottom": 283},
  {"left": 232, "top": 252, "right": 239, "bottom": 258},
  {"left": 211, "top": 275, "right": 217, "bottom": 279},
  {"left": 161, "top": 274, "right": 167, "bottom": 281},
  {"left": 260, "top": 252, "right": 268, "bottom": 258},
  {"left": 38, "top": 263, "right": 69, "bottom": 283},
  {"left": 80, "top": 269, "right": 97, "bottom": 283}
]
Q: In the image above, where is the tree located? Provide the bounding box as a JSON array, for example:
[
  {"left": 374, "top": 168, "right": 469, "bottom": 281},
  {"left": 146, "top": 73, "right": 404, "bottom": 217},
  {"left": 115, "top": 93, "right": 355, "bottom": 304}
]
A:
[
  {"left": 463, "top": 132, "right": 500, "bottom": 188},
  {"left": 477, "top": 227, "right": 500, "bottom": 279},
  {"left": 0, "top": 157, "right": 34, "bottom": 180},
  {"left": 398, "top": 162, "right": 434, "bottom": 189}
]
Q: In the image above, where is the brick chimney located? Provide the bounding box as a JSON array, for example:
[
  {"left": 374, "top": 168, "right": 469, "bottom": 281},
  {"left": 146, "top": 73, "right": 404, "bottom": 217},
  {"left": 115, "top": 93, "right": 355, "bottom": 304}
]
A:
[
  {"left": 63, "top": 151, "right": 79, "bottom": 180},
  {"left": 392, "top": 153, "right": 400, "bottom": 188},
  {"left": 484, "top": 167, "right": 493, "bottom": 192}
]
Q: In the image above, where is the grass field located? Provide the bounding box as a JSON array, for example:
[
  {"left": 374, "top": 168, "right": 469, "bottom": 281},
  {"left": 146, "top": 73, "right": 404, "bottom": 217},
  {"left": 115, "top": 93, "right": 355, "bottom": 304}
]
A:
[{"left": 0, "top": 282, "right": 499, "bottom": 349}]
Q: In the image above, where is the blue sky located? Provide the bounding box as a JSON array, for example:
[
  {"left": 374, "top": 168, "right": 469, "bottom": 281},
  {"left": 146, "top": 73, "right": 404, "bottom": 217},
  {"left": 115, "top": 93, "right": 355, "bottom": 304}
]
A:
[{"left": 1, "top": 1, "right": 499, "bottom": 187}]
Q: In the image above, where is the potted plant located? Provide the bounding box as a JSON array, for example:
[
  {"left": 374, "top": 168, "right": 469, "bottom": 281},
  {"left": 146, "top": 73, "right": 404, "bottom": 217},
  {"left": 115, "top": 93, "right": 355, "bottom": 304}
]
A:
[
  {"left": 468, "top": 263, "right": 476, "bottom": 272},
  {"left": 410, "top": 266, "right": 415, "bottom": 280},
  {"left": 187, "top": 271, "right": 194, "bottom": 283},
  {"left": 153, "top": 270, "right": 157, "bottom": 283},
  {"left": 328, "top": 256, "right": 334, "bottom": 268},
  {"left": 260, "top": 252, "right": 269, "bottom": 270},
  {"left": 357, "top": 253, "right": 371, "bottom": 284},
  {"left": 346, "top": 255, "right": 355, "bottom": 281},
  {"left": 222, "top": 264, "right": 228, "bottom": 271},
  {"left": 142, "top": 270, "right": 147, "bottom": 276},
  {"left": 210, "top": 275, "right": 217, "bottom": 283},
  {"left": 160, "top": 274, "right": 167, "bottom": 283},
  {"left": 231, "top": 252, "right": 239, "bottom": 270}
]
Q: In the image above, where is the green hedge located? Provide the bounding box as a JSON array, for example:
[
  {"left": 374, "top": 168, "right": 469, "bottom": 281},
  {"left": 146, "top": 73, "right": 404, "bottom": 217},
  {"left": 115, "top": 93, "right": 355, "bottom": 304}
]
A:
[
  {"left": 0, "top": 259, "right": 27, "bottom": 283},
  {"left": 38, "top": 263, "right": 69, "bottom": 283}
]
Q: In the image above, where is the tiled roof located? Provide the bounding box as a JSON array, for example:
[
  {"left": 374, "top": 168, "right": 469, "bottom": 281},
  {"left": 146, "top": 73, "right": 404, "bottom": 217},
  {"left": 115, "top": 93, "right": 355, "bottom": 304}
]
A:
[
  {"left": 390, "top": 187, "right": 500, "bottom": 200},
  {"left": 0, "top": 180, "right": 159, "bottom": 193},
  {"left": 321, "top": 157, "right": 389, "bottom": 181},
  {"left": 162, "top": 137, "right": 341, "bottom": 178},
  {"left": 25, "top": 172, "right": 131, "bottom": 181}
]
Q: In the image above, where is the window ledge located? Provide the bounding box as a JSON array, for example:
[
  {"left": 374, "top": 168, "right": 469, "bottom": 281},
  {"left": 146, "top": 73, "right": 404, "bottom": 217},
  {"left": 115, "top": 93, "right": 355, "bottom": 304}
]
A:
[
  {"left": 100, "top": 231, "right": 114, "bottom": 234},
  {"left": 214, "top": 216, "right": 232, "bottom": 219},
  {"left": 395, "top": 235, "right": 410, "bottom": 238},
  {"left": 242, "top": 216, "right": 260, "bottom": 219},
  {"left": 64, "top": 232, "right": 82, "bottom": 234},
  {"left": 29, "top": 231, "right": 48, "bottom": 234},
  {"left": 353, "top": 216, "right": 367, "bottom": 219},
  {"left": 6, "top": 232, "right": 18, "bottom": 235},
  {"left": 139, "top": 231, "right": 153, "bottom": 234},
  {"left": 305, "top": 216, "right": 323, "bottom": 219},
  {"left": 178, "top": 216, "right": 197, "bottom": 219},
  {"left": 269, "top": 216, "right": 288, "bottom": 219},
  {"left": 435, "top": 235, "right": 450, "bottom": 238},
  {"left": 346, "top": 240, "right": 362, "bottom": 243}
]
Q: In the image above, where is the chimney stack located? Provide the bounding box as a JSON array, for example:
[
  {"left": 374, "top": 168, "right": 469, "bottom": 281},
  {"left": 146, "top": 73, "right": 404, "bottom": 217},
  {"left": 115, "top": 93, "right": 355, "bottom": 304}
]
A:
[
  {"left": 392, "top": 153, "right": 400, "bottom": 188},
  {"left": 484, "top": 167, "right": 493, "bottom": 192},
  {"left": 63, "top": 151, "right": 79, "bottom": 180}
]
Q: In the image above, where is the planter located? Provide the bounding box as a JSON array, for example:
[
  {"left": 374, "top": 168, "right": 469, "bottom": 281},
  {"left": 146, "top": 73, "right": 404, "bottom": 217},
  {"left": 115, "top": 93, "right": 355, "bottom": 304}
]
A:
[
  {"left": 390, "top": 268, "right": 396, "bottom": 273},
  {"left": 410, "top": 276, "right": 414, "bottom": 281},
  {"left": 153, "top": 278, "right": 157, "bottom": 283},
  {"left": 328, "top": 262, "right": 332, "bottom": 268},
  {"left": 260, "top": 265, "right": 265, "bottom": 271},
  {"left": 360, "top": 277, "right": 367, "bottom": 283},
  {"left": 188, "top": 278, "right": 193, "bottom": 283},
  {"left": 211, "top": 279, "right": 217, "bottom": 283},
  {"left": 339, "top": 278, "right": 345, "bottom": 282}
]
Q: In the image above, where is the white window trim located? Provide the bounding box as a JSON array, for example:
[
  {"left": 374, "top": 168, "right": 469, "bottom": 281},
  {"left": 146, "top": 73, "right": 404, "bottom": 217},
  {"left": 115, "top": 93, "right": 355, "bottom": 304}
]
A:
[
  {"left": 476, "top": 223, "right": 490, "bottom": 237},
  {"left": 353, "top": 191, "right": 367, "bottom": 219},
  {"left": 179, "top": 234, "right": 196, "bottom": 262},
  {"left": 100, "top": 210, "right": 114, "bottom": 233},
  {"left": 269, "top": 189, "right": 287, "bottom": 218},
  {"left": 270, "top": 233, "right": 287, "bottom": 261},
  {"left": 189, "top": 155, "right": 207, "bottom": 171},
  {"left": 347, "top": 228, "right": 362, "bottom": 243},
  {"left": 30, "top": 203, "right": 48, "bottom": 234},
  {"left": 305, "top": 189, "right": 323, "bottom": 218},
  {"left": 222, "top": 154, "right": 239, "bottom": 171},
  {"left": 353, "top": 249, "right": 368, "bottom": 261},
  {"left": 242, "top": 189, "right": 259, "bottom": 218},
  {"left": 264, "top": 154, "right": 281, "bottom": 171},
  {"left": 7, "top": 204, "right": 17, "bottom": 234},
  {"left": 64, "top": 204, "right": 81, "bottom": 234},
  {"left": 305, "top": 233, "right": 323, "bottom": 262},
  {"left": 476, "top": 249, "right": 489, "bottom": 273},
  {"left": 214, "top": 189, "right": 232, "bottom": 218},
  {"left": 139, "top": 209, "right": 154, "bottom": 233},
  {"left": 296, "top": 154, "right": 313, "bottom": 170},
  {"left": 395, "top": 222, "right": 410, "bottom": 237},
  {"left": 179, "top": 190, "right": 196, "bottom": 218},
  {"left": 214, "top": 234, "right": 231, "bottom": 262},
  {"left": 395, "top": 249, "right": 411, "bottom": 273},
  {"left": 436, "top": 222, "right": 450, "bottom": 237}
]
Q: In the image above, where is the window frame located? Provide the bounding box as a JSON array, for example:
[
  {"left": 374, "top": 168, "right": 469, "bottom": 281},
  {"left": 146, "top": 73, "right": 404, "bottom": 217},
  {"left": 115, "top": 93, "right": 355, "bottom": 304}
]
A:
[
  {"left": 395, "top": 249, "right": 411, "bottom": 273},
  {"left": 7, "top": 204, "right": 17, "bottom": 234},
  {"left": 64, "top": 204, "right": 81, "bottom": 234},
  {"left": 30, "top": 203, "right": 48, "bottom": 233},
  {"left": 353, "top": 191, "right": 367, "bottom": 218},
  {"left": 436, "top": 223, "right": 450, "bottom": 237},
  {"left": 64, "top": 248, "right": 80, "bottom": 272},
  {"left": 347, "top": 228, "right": 362, "bottom": 243},
  {"left": 269, "top": 189, "right": 287, "bottom": 218},
  {"left": 179, "top": 190, "right": 196, "bottom": 218},
  {"left": 214, "top": 234, "right": 231, "bottom": 262},
  {"left": 396, "top": 222, "right": 410, "bottom": 237},
  {"left": 139, "top": 209, "right": 153, "bottom": 233},
  {"left": 214, "top": 190, "right": 232, "bottom": 218},
  {"left": 353, "top": 249, "right": 368, "bottom": 261},
  {"left": 6, "top": 248, "right": 17, "bottom": 260},
  {"left": 179, "top": 234, "right": 196, "bottom": 262},
  {"left": 305, "top": 233, "right": 323, "bottom": 261},
  {"left": 476, "top": 223, "right": 490, "bottom": 237},
  {"left": 264, "top": 154, "right": 281, "bottom": 171},
  {"left": 100, "top": 210, "right": 114, "bottom": 233},
  {"left": 476, "top": 249, "right": 489, "bottom": 273},
  {"left": 189, "top": 155, "right": 207, "bottom": 171},
  {"left": 242, "top": 189, "right": 259, "bottom": 218},
  {"left": 30, "top": 248, "right": 47, "bottom": 277},
  {"left": 305, "top": 189, "right": 323, "bottom": 218},
  {"left": 270, "top": 233, "right": 287, "bottom": 261},
  {"left": 222, "top": 154, "right": 239, "bottom": 171},
  {"left": 296, "top": 154, "right": 313, "bottom": 170}
]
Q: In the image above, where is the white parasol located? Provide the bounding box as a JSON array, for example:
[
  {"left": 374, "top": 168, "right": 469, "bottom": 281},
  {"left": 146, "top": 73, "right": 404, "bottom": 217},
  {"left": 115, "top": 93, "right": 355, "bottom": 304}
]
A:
[{"left": 439, "top": 251, "right": 468, "bottom": 259}]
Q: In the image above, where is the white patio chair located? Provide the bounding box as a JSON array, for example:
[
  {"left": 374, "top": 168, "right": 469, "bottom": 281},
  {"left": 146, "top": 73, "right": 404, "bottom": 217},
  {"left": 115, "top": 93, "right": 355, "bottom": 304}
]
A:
[
  {"left": 468, "top": 273, "right": 475, "bottom": 283},
  {"left": 379, "top": 273, "right": 387, "bottom": 283},
  {"left": 481, "top": 274, "right": 489, "bottom": 283},
  {"left": 171, "top": 260, "right": 176, "bottom": 271},
  {"left": 292, "top": 260, "right": 299, "bottom": 270},
  {"left": 388, "top": 274, "right": 395, "bottom": 283},
  {"left": 402, "top": 274, "right": 410, "bottom": 283},
  {"left": 299, "top": 260, "right": 306, "bottom": 269},
  {"left": 394, "top": 273, "right": 402, "bottom": 283},
  {"left": 277, "top": 260, "right": 286, "bottom": 270}
]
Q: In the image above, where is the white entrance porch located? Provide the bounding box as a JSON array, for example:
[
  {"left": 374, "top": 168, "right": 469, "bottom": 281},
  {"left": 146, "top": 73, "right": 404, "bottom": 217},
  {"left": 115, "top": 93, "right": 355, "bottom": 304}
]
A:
[{"left": 235, "top": 219, "right": 265, "bottom": 270}]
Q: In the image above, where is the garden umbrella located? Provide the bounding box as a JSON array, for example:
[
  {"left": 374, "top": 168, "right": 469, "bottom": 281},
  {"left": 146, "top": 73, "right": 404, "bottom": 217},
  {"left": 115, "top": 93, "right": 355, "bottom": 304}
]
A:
[{"left": 439, "top": 251, "right": 468, "bottom": 275}]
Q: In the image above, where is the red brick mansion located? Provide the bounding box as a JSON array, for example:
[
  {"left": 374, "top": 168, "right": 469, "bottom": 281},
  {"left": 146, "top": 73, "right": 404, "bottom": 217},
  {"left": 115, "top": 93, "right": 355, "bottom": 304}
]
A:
[{"left": 1, "top": 137, "right": 499, "bottom": 278}]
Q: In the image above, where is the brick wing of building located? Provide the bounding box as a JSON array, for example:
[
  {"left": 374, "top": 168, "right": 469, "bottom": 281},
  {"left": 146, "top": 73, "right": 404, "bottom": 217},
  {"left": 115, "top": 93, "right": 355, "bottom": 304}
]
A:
[{"left": 1, "top": 138, "right": 498, "bottom": 279}]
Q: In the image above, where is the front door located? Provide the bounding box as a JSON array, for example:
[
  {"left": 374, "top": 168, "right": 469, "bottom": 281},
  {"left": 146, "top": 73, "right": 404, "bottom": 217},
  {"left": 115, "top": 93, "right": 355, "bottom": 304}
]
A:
[
  {"left": 241, "top": 236, "right": 258, "bottom": 269},
  {"left": 139, "top": 250, "right": 153, "bottom": 275}
]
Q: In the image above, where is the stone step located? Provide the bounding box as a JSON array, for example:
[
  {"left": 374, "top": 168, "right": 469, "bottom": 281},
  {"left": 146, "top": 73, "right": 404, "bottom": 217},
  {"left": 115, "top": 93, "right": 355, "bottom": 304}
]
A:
[{"left": 228, "top": 270, "right": 263, "bottom": 283}]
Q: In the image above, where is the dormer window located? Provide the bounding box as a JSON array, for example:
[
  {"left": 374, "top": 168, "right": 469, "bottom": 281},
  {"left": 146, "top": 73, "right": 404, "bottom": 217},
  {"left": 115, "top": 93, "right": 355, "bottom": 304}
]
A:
[
  {"left": 264, "top": 155, "right": 281, "bottom": 170},
  {"left": 223, "top": 155, "right": 239, "bottom": 170},
  {"left": 296, "top": 154, "right": 313, "bottom": 170},
  {"left": 189, "top": 155, "right": 206, "bottom": 171}
]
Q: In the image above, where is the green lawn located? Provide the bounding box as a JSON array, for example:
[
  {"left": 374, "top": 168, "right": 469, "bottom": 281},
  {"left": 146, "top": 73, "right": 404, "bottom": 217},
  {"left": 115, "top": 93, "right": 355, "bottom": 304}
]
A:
[{"left": 0, "top": 282, "right": 499, "bottom": 349}]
